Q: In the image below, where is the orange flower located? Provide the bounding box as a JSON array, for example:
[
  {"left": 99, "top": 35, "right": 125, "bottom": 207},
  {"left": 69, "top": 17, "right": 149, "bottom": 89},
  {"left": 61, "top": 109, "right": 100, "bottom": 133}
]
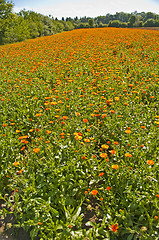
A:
[
  {"left": 101, "top": 144, "right": 109, "bottom": 149},
  {"left": 75, "top": 135, "right": 82, "bottom": 140},
  {"left": 83, "top": 119, "right": 88, "bottom": 123},
  {"left": 16, "top": 130, "right": 21, "bottom": 133},
  {"left": 21, "top": 146, "right": 25, "bottom": 151},
  {"left": 62, "top": 116, "right": 68, "bottom": 120},
  {"left": 18, "top": 135, "right": 28, "bottom": 140},
  {"left": 156, "top": 194, "right": 159, "bottom": 198},
  {"left": 13, "top": 161, "right": 20, "bottom": 166},
  {"left": 17, "top": 169, "right": 23, "bottom": 174},
  {"left": 111, "top": 150, "right": 116, "bottom": 155},
  {"left": 147, "top": 160, "right": 154, "bottom": 165},
  {"left": 46, "top": 130, "right": 52, "bottom": 134},
  {"left": 33, "top": 148, "right": 40, "bottom": 153},
  {"left": 106, "top": 186, "right": 111, "bottom": 191},
  {"left": 84, "top": 138, "right": 90, "bottom": 143},
  {"left": 111, "top": 223, "right": 118, "bottom": 232},
  {"left": 125, "top": 153, "right": 132, "bottom": 157},
  {"left": 125, "top": 130, "right": 131, "bottom": 134},
  {"left": 114, "top": 141, "right": 119, "bottom": 145},
  {"left": 91, "top": 190, "right": 98, "bottom": 195},
  {"left": 112, "top": 165, "right": 119, "bottom": 170},
  {"left": 141, "top": 126, "right": 146, "bottom": 129},
  {"left": 99, "top": 172, "right": 104, "bottom": 177},
  {"left": 154, "top": 216, "right": 158, "bottom": 219},
  {"left": 51, "top": 101, "right": 57, "bottom": 105},
  {"left": 29, "top": 129, "right": 34, "bottom": 132},
  {"left": 100, "top": 153, "right": 107, "bottom": 158},
  {"left": 110, "top": 110, "right": 115, "bottom": 113}
]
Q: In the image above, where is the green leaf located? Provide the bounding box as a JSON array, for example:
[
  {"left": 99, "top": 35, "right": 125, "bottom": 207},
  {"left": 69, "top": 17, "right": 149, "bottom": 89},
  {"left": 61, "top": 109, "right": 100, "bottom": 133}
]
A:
[
  {"left": 127, "top": 233, "right": 134, "bottom": 240},
  {"left": 72, "top": 206, "right": 81, "bottom": 222}
]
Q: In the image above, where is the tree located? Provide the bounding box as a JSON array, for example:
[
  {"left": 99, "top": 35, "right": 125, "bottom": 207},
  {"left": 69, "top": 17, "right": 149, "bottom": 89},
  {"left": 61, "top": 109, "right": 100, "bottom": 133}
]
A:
[
  {"left": 0, "top": 0, "right": 13, "bottom": 19},
  {"left": 128, "top": 15, "right": 136, "bottom": 27},
  {"left": 108, "top": 20, "right": 122, "bottom": 28},
  {"left": 88, "top": 18, "right": 94, "bottom": 28}
]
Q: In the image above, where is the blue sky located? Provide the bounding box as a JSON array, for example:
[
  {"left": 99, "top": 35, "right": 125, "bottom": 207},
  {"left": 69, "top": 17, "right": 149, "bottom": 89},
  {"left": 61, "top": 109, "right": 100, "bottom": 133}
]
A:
[{"left": 13, "top": 0, "right": 159, "bottom": 19}]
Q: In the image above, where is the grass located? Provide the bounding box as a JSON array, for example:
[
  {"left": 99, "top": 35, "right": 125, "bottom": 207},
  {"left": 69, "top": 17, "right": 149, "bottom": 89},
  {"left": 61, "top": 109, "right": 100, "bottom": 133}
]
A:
[{"left": 0, "top": 27, "right": 159, "bottom": 240}]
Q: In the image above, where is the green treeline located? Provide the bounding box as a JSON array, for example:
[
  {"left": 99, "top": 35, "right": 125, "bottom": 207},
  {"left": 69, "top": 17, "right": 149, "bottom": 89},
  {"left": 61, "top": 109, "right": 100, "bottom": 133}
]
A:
[{"left": 0, "top": 0, "right": 159, "bottom": 45}]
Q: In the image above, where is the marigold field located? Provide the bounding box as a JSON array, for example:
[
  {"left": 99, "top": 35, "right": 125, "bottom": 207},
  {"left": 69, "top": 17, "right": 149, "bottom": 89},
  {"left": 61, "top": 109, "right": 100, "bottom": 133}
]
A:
[{"left": 0, "top": 28, "right": 159, "bottom": 240}]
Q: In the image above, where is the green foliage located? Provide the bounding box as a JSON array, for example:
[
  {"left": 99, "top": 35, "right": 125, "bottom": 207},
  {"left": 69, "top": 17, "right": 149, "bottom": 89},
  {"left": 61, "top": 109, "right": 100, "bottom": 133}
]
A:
[
  {"left": 144, "top": 18, "right": 159, "bottom": 27},
  {"left": 128, "top": 15, "right": 136, "bottom": 27},
  {"left": 108, "top": 20, "right": 122, "bottom": 28},
  {"left": 0, "top": 0, "right": 13, "bottom": 19},
  {"left": 88, "top": 18, "right": 94, "bottom": 28}
]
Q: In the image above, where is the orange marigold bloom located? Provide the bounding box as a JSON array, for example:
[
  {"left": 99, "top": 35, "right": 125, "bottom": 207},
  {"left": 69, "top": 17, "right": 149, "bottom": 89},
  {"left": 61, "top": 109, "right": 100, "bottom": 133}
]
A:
[
  {"left": 62, "top": 116, "right": 68, "bottom": 120},
  {"left": 156, "top": 194, "right": 159, "bottom": 198},
  {"left": 51, "top": 101, "right": 57, "bottom": 105},
  {"left": 141, "top": 126, "right": 146, "bottom": 129},
  {"left": 21, "top": 146, "right": 25, "bottom": 151},
  {"left": 101, "top": 144, "right": 109, "bottom": 149},
  {"left": 125, "top": 130, "right": 131, "bottom": 134},
  {"left": 112, "top": 165, "right": 119, "bottom": 170},
  {"left": 13, "top": 161, "right": 20, "bottom": 166},
  {"left": 16, "top": 130, "right": 21, "bottom": 133},
  {"left": 84, "top": 138, "right": 90, "bottom": 143},
  {"left": 33, "top": 148, "right": 40, "bottom": 153},
  {"left": 99, "top": 172, "right": 104, "bottom": 177},
  {"left": 111, "top": 150, "right": 116, "bottom": 155},
  {"left": 110, "top": 110, "right": 115, "bottom": 113},
  {"left": 100, "top": 153, "right": 107, "bottom": 158},
  {"left": 29, "top": 129, "right": 34, "bottom": 132},
  {"left": 111, "top": 223, "right": 118, "bottom": 232},
  {"left": 46, "top": 130, "right": 52, "bottom": 134},
  {"left": 125, "top": 153, "right": 132, "bottom": 157},
  {"left": 75, "top": 135, "right": 82, "bottom": 140},
  {"left": 106, "top": 186, "right": 111, "bottom": 191},
  {"left": 147, "top": 160, "right": 154, "bottom": 165},
  {"left": 19, "top": 135, "right": 28, "bottom": 140},
  {"left": 154, "top": 216, "right": 158, "bottom": 219},
  {"left": 83, "top": 119, "right": 88, "bottom": 123},
  {"left": 91, "top": 190, "right": 98, "bottom": 195},
  {"left": 114, "top": 141, "right": 119, "bottom": 145}
]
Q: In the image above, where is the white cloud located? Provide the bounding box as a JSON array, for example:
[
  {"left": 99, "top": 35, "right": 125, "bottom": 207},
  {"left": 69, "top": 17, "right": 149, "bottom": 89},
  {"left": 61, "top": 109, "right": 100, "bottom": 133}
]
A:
[{"left": 14, "top": 0, "right": 159, "bottom": 19}]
